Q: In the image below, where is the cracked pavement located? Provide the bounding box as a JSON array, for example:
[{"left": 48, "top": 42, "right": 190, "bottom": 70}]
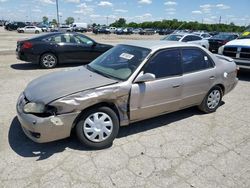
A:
[{"left": 0, "top": 29, "right": 249, "bottom": 188}]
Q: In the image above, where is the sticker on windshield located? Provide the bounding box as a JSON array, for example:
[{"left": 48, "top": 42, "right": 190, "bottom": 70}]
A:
[
  {"left": 204, "top": 56, "right": 208, "bottom": 61},
  {"left": 120, "top": 53, "right": 134, "bottom": 60}
]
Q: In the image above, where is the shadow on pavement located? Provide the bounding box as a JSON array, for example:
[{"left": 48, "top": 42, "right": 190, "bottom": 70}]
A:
[
  {"left": 118, "top": 107, "right": 203, "bottom": 138},
  {"left": 238, "top": 69, "right": 250, "bottom": 82},
  {"left": 9, "top": 117, "right": 86, "bottom": 161},
  {"left": 10, "top": 62, "right": 86, "bottom": 70},
  {"left": 9, "top": 107, "right": 205, "bottom": 160}
]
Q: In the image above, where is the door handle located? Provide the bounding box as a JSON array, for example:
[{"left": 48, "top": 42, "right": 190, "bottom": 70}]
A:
[
  {"left": 172, "top": 84, "right": 181, "bottom": 88},
  {"left": 209, "top": 76, "right": 216, "bottom": 80}
]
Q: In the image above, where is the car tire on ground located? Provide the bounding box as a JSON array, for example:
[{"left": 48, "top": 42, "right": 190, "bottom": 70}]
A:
[
  {"left": 40, "top": 53, "right": 57, "bottom": 69},
  {"left": 35, "top": 30, "right": 39, "bottom": 34},
  {"left": 75, "top": 106, "right": 119, "bottom": 149},
  {"left": 198, "top": 86, "right": 222, "bottom": 113}
]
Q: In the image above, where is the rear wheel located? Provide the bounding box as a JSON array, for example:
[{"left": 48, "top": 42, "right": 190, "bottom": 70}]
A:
[
  {"left": 198, "top": 86, "right": 222, "bottom": 113},
  {"left": 35, "top": 30, "right": 39, "bottom": 34},
  {"left": 40, "top": 53, "right": 57, "bottom": 69},
  {"left": 76, "top": 106, "right": 119, "bottom": 149}
]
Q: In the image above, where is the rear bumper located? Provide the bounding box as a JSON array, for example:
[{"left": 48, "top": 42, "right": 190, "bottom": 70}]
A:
[
  {"left": 224, "top": 78, "right": 238, "bottom": 95},
  {"left": 16, "top": 50, "right": 40, "bottom": 64}
]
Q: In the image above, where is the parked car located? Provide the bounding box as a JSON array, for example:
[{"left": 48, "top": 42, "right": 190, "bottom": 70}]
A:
[
  {"left": 58, "top": 25, "right": 71, "bottom": 32},
  {"left": 158, "top": 29, "right": 174, "bottom": 35},
  {"left": 0, "top": 20, "right": 5, "bottom": 26},
  {"left": 193, "top": 32, "right": 212, "bottom": 39},
  {"left": 218, "top": 30, "right": 250, "bottom": 69},
  {"left": 71, "top": 22, "right": 88, "bottom": 32},
  {"left": 208, "top": 33, "right": 238, "bottom": 53},
  {"left": 16, "top": 41, "right": 238, "bottom": 149},
  {"left": 139, "top": 28, "right": 155, "bottom": 35},
  {"left": 109, "top": 27, "right": 117, "bottom": 33},
  {"left": 115, "top": 27, "right": 133, "bottom": 35},
  {"left": 5, "top": 21, "right": 26, "bottom": 31},
  {"left": 209, "top": 31, "right": 219, "bottom": 36},
  {"left": 16, "top": 32, "right": 113, "bottom": 68},
  {"left": 132, "top": 28, "right": 143, "bottom": 34},
  {"left": 93, "top": 27, "right": 110, "bottom": 34},
  {"left": 17, "top": 26, "right": 42, "bottom": 34},
  {"left": 36, "top": 24, "right": 49, "bottom": 32},
  {"left": 162, "top": 33, "right": 209, "bottom": 49},
  {"left": 115, "top": 27, "right": 124, "bottom": 35}
]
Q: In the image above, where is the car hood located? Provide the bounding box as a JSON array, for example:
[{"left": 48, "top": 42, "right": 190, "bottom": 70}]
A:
[
  {"left": 24, "top": 66, "right": 117, "bottom": 104},
  {"left": 224, "top": 39, "right": 250, "bottom": 47}
]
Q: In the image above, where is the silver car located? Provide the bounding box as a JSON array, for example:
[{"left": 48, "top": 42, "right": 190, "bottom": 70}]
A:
[
  {"left": 16, "top": 41, "right": 238, "bottom": 149},
  {"left": 162, "top": 33, "right": 210, "bottom": 49}
]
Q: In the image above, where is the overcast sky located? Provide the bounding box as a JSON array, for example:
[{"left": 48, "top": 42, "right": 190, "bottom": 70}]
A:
[{"left": 0, "top": 0, "right": 249, "bottom": 26}]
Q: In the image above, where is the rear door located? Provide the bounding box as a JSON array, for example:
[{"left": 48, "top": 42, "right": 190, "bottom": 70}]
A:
[
  {"left": 180, "top": 47, "right": 216, "bottom": 109},
  {"left": 48, "top": 34, "right": 80, "bottom": 63},
  {"left": 130, "top": 49, "right": 183, "bottom": 122}
]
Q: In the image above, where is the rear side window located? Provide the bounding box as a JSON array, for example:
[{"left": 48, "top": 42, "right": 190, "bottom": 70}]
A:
[
  {"left": 48, "top": 34, "right": 76, "bottom": 43},
  {"left": 144, "top": 49, "right": 182, "bottom": 78},
  {"left": 182, "top": 48, "right": 214, "bottom": 73},
  {"left": 182, "top": 36, "right": 193, "bottom": 42},
  {"left": 192, "top": 35, "right": 202, "bottom": 41}
]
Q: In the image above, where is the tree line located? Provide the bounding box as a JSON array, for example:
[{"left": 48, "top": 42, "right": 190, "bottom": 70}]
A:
[
  {"left": 110, "top": 18, "right": 246, "bottom": 32},
  {"left": 42, "top": 16, "right": 75, "bottom": 26},
  {"left": 41, "top": 16, "right": 246, "bottom": 32}
]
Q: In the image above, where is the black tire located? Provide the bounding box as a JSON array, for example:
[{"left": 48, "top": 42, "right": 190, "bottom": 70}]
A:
[
  {"left": 40, "top": 53, "right": 57, "bottom": 69},
  {"left": 198, "top": 86, "right": 222, "bottom": 113},
  {"left": 35, "top": 30, "right": 39, "bottom": 34},
  {"left": 75, "top": 106, "right": 119, "bottom": 149}
]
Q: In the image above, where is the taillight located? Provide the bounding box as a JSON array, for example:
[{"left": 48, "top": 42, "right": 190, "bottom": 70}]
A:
[{"left": 22, "top": 42, "right": 33, "bottom": 49}]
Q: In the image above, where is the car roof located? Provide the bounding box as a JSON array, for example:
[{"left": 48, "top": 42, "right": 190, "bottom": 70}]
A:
[
  {"left": 120, "top": 40, "right": 200, "bottom": 50},
  {"left": 171, "top": 33, "right": 197, "bottom": 37}
]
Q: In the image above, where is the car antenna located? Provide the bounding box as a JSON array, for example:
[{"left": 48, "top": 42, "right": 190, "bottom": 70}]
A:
[{"left": 173, "top": 22, "right": 185, "bottom": 34}]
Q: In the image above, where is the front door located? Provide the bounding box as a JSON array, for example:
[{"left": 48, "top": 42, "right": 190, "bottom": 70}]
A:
[
  {"left": 73, "top": 35, "right": 98, "bottom": 62},
  {"left": 130, "top": 49, "right": 183, "bottom": 122}
]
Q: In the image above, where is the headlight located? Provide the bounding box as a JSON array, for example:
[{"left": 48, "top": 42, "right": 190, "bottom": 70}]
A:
[
  {"left": 23, "top": 102, "right": 45, "bottom": 113},
  {"left": 218, "top": 46, "right": 224, "bottom": 54}
]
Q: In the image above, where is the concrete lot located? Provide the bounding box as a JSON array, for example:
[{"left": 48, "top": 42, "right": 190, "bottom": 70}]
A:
[{"left": 0, "top": 28, "right": 249, "bottom": 188}]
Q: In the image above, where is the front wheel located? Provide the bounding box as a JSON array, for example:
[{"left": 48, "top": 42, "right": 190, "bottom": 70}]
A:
[
  {"left": 40, "top": 53, "right": 57, "bottom": 69},
  {"left": 198, "top": 86, "right": 222, "bottom": 113},
  {"left": 35, "top": 30, "right": 39, "bottom": 34},
  {"left": 75, "top": 107, "right": 119, "bottom": 149}
]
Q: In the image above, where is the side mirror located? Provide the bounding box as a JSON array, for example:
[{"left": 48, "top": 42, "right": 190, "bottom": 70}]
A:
[{"left": 134, "top": 73, "right": 155, "bottom": 83}]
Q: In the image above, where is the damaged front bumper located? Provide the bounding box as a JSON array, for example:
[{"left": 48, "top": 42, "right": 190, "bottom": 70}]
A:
[{"left": 16, "top": 94, "right": 80, "bottom": 143}]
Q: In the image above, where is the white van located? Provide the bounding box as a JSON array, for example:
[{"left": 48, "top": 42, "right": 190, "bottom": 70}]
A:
[{"left": 71, "top": 22, "right": 88, "bottom": 32}]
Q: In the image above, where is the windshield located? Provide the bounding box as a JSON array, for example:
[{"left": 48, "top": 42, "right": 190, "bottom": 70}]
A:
[
  {"left": 162, "top": 34, "right": 183, "bottom": 41},
  {"left": 87, "top": 44, "right": 151, "bottom": 80}
]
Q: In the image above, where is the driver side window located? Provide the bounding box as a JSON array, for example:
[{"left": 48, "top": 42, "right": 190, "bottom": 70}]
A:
[
  {"left": 74, "top": 35, "right": 93, "bottom": 45},
  {"left": 144, "top": 49, "right": 182, "bottom": 79}
]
